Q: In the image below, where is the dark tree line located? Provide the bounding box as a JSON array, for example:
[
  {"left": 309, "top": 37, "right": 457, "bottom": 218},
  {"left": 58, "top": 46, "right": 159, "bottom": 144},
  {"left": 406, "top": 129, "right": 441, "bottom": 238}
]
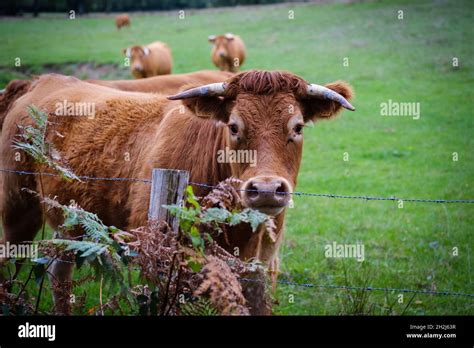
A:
[{"left": 0, "top": 0, "right": 300, "bottom": 16}]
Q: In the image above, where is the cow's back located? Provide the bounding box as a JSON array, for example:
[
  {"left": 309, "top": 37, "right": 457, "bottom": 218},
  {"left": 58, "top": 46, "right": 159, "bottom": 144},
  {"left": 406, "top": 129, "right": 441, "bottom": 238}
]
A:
[{"left": 88, "top": 70, "right": 233, "bottom": 94}]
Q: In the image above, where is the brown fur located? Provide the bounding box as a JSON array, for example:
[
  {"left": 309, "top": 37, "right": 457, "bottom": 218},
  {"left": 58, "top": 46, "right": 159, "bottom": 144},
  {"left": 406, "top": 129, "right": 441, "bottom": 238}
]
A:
[
  {"left": 115, "top": 14, "right": 130, "bottom": 29},
  {"left": 0, "top": 71, "right": 353, "bottom": 313},
  {"left": 88, "top": 70, "right": 233, "bottom": 94},
  {"left": 209, "top": 34, "right": 246, "bottom": 72},
  {"left": 123, "top": 41, "right": 173, "bottom": 79}
]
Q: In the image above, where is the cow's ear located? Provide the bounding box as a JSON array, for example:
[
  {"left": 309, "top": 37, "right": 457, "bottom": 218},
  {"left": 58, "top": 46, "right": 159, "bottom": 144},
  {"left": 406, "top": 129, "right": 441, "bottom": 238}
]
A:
[
  {"left": 208, "top": 35, "right": 216, "bottom": 43},
  {"left": 300, "top": 81, "right": 354, "bottom": 122},
  {"left": 181, "top": 97, "right": 232, "bottom": 123}
]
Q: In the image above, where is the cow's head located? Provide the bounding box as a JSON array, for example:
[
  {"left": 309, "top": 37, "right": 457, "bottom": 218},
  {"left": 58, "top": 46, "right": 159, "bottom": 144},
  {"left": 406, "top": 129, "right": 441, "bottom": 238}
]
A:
[
  {"left": 169, "top": 71, "right": 354, "bottom": 216},
  {"left": 122, "top": 46, "right": 151, "bottom": 78},
  {"left": 208, "top": 33, "right": 235, "bottom": 60}
]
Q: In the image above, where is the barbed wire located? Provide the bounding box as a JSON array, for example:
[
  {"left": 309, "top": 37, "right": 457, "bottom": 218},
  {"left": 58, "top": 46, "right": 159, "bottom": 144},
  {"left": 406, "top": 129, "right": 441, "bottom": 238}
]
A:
[
  {"left": 10, "top": 259, "right": 474, "bottom": 299},
  {"left": 1, "top": 168, "right": 474, "bottom": 204},
  {"left": 0, "top": 168, "right": 151, "bottom": 183},
  {"left": 240, "top": 277, "right": 474, "bottom": 298},
  {"left": 188, "top": 181, "right": 474, "bottom": 204},
  {"left": 3, "top": 169, "right": 473, "bottom": 303}
]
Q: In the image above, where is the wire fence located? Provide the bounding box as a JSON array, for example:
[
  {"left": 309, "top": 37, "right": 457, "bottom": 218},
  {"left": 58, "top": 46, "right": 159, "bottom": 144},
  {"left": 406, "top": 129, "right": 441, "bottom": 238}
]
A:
[
  {"left": 1, "top": 168, "right": 474, "bottom": 204},
  {"left": 1, "top": 167, "right": 474, "bottom": 300},
  {"left": 11, "top": 260, "right": 474, "bottom": 299},
  {"left": 240, "top": 278, "right": 474, "bottom": 298}
]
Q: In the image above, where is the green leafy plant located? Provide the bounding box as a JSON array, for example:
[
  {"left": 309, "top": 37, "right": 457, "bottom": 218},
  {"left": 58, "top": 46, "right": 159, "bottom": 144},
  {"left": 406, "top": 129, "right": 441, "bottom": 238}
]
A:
[{"left": 164, "top": 185, "right": 271, "bottom": 255}]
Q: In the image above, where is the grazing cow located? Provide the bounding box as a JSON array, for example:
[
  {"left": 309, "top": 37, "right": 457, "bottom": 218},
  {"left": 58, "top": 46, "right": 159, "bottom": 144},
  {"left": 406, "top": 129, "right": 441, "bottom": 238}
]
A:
[
  {"left": 88, "top": 70, "right": 233, "bottom": 94},
  {"left": 123, "top": 41, "right": 173, "bottom": 78},
  {"left": 0, "top": 71, "right": 354, "bottom": 314},
  {"left": 209, "top": 33, "right": 246, "bottom": 72},
  {"left": 115, "top": 14, "right": 130, "bottom": 29}
]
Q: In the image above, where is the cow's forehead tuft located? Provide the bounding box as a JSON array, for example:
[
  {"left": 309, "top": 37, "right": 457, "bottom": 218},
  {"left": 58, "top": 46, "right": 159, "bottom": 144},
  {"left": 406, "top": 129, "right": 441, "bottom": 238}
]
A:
[{"left": 226, "top": 70, "right": 308, "bottom": 96}]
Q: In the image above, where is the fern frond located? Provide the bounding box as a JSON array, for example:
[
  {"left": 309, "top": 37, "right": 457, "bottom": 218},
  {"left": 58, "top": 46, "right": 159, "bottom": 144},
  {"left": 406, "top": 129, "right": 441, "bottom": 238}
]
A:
[
  {"left": 12, "top": 105, "right": 80, "bottom": 182},
  {"left": 42, "top": 196, "right": 113, "bottom": 244},
  {"left": 49, "top": 239, "right": 108, "bottom": 258},
  {"left": 180, "top": 297, "right": 219, "bottom": 316}
]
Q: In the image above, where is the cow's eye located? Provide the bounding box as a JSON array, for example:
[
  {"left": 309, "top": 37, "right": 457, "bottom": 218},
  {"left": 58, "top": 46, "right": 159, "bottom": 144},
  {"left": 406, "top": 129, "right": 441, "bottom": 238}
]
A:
[
  {"left": 294, "top": 124, "right": 304, "bottom": 135},
  {"left": 229, "top": 124, "right": 239, "bottom": 135}
]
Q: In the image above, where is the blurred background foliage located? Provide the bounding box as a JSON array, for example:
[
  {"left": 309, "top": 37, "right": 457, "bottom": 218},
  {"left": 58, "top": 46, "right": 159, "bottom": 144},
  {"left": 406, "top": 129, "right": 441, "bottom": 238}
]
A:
[{"left": 0, "top": 0, "right": 308, "bottom": 16}]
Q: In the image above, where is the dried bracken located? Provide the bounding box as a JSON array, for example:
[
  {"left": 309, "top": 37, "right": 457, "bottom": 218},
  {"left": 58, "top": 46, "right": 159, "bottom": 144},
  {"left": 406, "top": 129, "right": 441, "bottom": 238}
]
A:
[
  {"left": 195, "top": 256, "right": 249, "bottom": 315},
  {"left": 240, "top": 265, "right": 273, "bottom": 315},
  {"left": 123, "top": 220, "right": 255, "bottom": 315},
  {"left": 0, "top": 177, "right": 272, "bottom": 316},
  {"left": 201, "top": 177, "right": 243, "bottom": 210},
  {"left": 0, "top": 281, "right": 34, "bottom": 315},
  {"left": 126, "top": 220, "right": 176, "bottom": 286},
  {"left": 264, "top": 218, "right": 277, "bottom": 243}
]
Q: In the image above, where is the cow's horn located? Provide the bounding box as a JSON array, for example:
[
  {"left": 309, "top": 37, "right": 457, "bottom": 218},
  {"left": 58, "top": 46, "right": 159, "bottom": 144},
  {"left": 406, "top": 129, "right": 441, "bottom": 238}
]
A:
[
  {"left": 167, "top": 83, "right": 226, "bottom": 100},
  {"left": 306, "top": 84, "right": 355, "bottom": 111}
]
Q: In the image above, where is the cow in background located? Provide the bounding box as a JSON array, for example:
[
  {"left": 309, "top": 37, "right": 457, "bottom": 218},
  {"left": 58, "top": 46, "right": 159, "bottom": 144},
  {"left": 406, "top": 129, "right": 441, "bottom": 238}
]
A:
[
  {"left": 123, "top": 41, "right": 173, "bottom": 78},
  {"left": 115, "top": 14, "right": 130, "bottom": 29},
  {"left": 209, "top": 33, "right": 246, "bottom": 72}
]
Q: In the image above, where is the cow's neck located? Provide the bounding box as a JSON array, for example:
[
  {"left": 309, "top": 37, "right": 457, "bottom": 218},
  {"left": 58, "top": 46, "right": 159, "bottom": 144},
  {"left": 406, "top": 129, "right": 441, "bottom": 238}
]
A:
[
  {"left": 144, "top": 111, "right": 232, "bottom": 195},
  {"left": 189, "top": 119, "right": 232, "bottom": 194}
]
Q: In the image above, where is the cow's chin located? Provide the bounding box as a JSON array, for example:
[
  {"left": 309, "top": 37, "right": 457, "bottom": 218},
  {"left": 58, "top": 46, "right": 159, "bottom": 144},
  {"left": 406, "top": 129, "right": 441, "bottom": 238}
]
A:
[
  {"left": 132, "top": 71, "right": 145, "bottom": 79},
  {"left": 244, "top": 204, "right": 286, "bottom": 217},
  {"left": 256, "top": 206, "right": 286, "bottom": 216}
]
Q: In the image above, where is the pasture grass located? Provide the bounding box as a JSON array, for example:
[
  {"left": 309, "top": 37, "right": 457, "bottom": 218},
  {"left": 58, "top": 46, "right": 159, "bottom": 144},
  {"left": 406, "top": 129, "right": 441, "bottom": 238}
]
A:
[{"left": 0, "top": 0, "right": 473, "bottom": 315}]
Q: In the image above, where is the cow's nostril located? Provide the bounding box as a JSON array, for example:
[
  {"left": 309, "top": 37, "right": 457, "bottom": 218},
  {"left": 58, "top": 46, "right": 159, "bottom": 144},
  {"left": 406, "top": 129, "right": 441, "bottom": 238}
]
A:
[
  {"left": 275, "top": 182, "right": 286, "bottom": 196},
  {"left": 246, "top": 182, "right": 259, "bottom": 199}
]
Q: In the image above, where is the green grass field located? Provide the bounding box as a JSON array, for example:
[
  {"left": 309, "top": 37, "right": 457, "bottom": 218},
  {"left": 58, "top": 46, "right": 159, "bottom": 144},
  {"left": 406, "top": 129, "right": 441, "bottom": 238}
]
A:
[{"left": 0, "top": 0, "right": 473, "bottom": 315}]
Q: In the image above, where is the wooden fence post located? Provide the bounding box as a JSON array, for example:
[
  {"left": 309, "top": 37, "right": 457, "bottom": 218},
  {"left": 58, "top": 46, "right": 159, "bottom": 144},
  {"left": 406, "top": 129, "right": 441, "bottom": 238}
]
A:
[{"left": 148, "top": 168, "right": 189, "bottom": 233}]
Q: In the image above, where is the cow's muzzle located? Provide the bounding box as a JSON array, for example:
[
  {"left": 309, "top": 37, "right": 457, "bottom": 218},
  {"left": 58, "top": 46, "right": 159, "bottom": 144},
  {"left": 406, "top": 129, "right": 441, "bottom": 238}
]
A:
[
  {"left": 241, "top": 176, "right": 292, "bottom": 216},
  {"left": 132, "top": 64, "right": 143, "bottom": 72}
]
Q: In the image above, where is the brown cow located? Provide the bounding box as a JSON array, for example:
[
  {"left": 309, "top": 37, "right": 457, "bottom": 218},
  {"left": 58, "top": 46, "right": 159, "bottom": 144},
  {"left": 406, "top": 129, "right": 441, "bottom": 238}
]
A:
[
  {"left": 115, "top": 14, "right": 130, "bottom": 29},
  {"left": 88, "top": 70, "right": 233, "bottom": 94},
  {"left": 123, "top": 41, "right": 173, "bottom": 78},
  {"left": 0, "top": 71, "right": 354, "bottom": 314},
  {"left": 209, "top": 33, "right": 246, "bottom": 72}
]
